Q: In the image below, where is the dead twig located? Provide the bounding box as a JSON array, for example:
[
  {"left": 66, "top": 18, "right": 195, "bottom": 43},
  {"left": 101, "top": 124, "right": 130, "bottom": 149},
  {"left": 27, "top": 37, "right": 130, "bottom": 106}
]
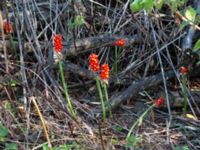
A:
[
  {"left": 30, "top": 96, "right": 52, "bottom": 150},
  {"left": 0, "top": 11, "right": 9, "bottom": 73},
  {"left": 62, "top": 34, "right": 140, "bottom": 56}
]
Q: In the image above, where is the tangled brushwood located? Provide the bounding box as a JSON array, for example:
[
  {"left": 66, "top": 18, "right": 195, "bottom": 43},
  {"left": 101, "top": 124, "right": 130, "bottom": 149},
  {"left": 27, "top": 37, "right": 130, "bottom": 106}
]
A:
[{"left": 0, "top": 0, "right": 200, "bottom": 149}]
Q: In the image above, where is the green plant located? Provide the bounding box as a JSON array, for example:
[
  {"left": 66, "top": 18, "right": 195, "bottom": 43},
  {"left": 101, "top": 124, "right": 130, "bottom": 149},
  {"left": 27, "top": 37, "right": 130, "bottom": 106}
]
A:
[
  {"left": 100, "top": 64, "right": 112, "bottom": 119},
  {"left": 167, "top": 0, "right": 188, "bottom": 12},
  {"left": 95, "top": 75, "right": 107, "bottom": 122},
  {"left": 0, "top": 123, "right": 18, "bottom": 150},
  {"left": 126, "top": 97, "right": 164, "bottom": 140},
  {"left": 68, "top": 15, "right": 85, "bottom": 29},
  {"left": 126, "top": 104, "right": 154, "bottom": 140},
  {"left": 0, "top": 123, "right": 9, "bottom": 142},
  {"left": 174, "top": 145, "right": 190, "bottom": 150},
  {"left": 3, "top": 101, "right": 25, "bottom": 133},
  {"left": 179, "top": 66, "right": 188, "bottom": 114},
  {"left": 193, "top": 39, "right": 200, "bottom": 52},
  {"left": 130, "top": 0, "right": 155, "bottom": 13},
  {"left": 193, "top": 38, "right": 200, "bottom": 65},
  {"left": 5, "top": 143, "right": 18, "bottom": 150},
  {"left": 74, "top": 15, "right": 85, "bottom": 27},
  {"left": 54, "top": 34, "right": 76, "bottom": 118},
  {"left": 59, "top": 60, "right": 76, "bottom": 117},
  {"left": 126, "top": 134, "right": 143, "bottom": 149},
  {"left": 112, "top": 46, "right": 121, "bottom": 74},
  {"left": 89, "top": 53, "right": 109, "bottom": 122},
  {"left": 43, "top": 141, "right": 81, "bottom": 150},
  {"left": 130, "top": 0, "right": 188, "bottom": 13}
]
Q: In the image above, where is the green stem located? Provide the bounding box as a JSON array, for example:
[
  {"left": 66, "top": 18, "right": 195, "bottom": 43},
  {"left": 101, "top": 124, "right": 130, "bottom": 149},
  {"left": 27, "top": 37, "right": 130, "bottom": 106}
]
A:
[
  {"left": 182, "top": 75, "right": 188, "bottom": 114},
  {"left": 95, "top": 76, "right": 106, "bottom": 122},
  {"left": 10, "top": 34, "right": 17, "bottom": 57},
  {"left": 103, "top": 83, "right": 112, "bottom": 118},
  {"left": 114, "top": 47, "right": 118, "bottom": 74},
  {"left": 59, "top": 61, "right": 76, "bottom": 117},
  {"left": 126, "top": 104, "right": 154, "bottom": 140}
]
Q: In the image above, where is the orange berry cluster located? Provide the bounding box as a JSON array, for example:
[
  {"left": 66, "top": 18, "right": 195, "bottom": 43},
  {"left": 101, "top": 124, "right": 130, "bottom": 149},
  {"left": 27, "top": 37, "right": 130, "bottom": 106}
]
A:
[
  {"left": 112, "top": 38, "right": 126, "bottom": 47},
  {"left": 89, "top": 53, "right": 100, "bottom": 73},
  {"left": 154, "top": 97, "right": 165, "bottom": 107},
  {"left": 179, "top": 66, "right": 187, "bottom": 75},
  {"left": 54, "top": 34, "right": 63, "bottom": 53},
  {"left": 100, "top": 64, "right": 109, "bottom": 80},
  {"left": 4, "top": 21, "right": 13, "bottom": 34},
  {"left": 88, "top": 53, "right": 110, "bottom": 80}
]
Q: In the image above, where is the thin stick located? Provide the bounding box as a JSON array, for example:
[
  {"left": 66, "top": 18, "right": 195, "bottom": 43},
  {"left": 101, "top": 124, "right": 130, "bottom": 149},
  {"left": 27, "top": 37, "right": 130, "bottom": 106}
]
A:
[
  {"left": 30, "top": 96, "right": 52, "bottom": 150},
  {"left": 175, "top": 11, "right": 200, "bottom": 31},
  {"left": 0, "top": 11, "right": 9, "bottom": 73}
]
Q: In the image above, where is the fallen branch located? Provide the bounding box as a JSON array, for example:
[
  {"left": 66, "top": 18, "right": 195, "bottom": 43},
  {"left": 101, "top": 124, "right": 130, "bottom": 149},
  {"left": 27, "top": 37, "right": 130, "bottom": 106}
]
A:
[
  {"left": 62, "top": 34, "right": 141, "bottom": 56},
  {"left": 108, "top": 70, "right": 175, "bottom": 110}
]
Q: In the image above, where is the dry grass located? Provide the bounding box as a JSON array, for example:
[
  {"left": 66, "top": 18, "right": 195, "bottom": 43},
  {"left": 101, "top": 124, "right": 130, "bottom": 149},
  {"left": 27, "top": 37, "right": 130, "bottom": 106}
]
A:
[{"left": 0, "top": 0, "right": 200, "bottom": 149}]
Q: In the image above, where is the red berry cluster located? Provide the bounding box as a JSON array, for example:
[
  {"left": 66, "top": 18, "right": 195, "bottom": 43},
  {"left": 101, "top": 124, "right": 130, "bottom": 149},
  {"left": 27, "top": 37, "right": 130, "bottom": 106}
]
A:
[
  {"left": 112, "top": 38, "right": 126, "bottom": 47},
  {"left": 54, "top": 34, "right": 63, "bottom": 53},
  {"left": 89, "top": 53, "right": 100, "bottom": 73},
  {"left": 4, "top": 21, "right": 12, "bottom": 34},
  {"left": 154, "top": 97, "right": 165, "bottom": 107},
  {"left": 100, "top": 64, "right": 109, "bottom": 80},
  {"left": 179, "top": 66, "right": 187, "bottom": 75}
]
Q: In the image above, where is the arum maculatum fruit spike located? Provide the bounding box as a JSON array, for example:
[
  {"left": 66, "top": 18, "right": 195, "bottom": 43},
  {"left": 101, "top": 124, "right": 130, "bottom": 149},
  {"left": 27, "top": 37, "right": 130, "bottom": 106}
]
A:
[
  {"left": 54, "top": 34, "right": 63, "bottom": 53},
  {"left": 154, "top": 97, "right": 165, "bottom": 107},
  {"left": 112, "top": 38, "right": 126, "bottom": 47},
  {"left": 100, "top": 63, "right": 110, "bottom": 80},
  {"left": 4, "top": 21, "right": 13, "bottom": 34},
  {"left": 179, "top": 66, "right": 187, "bottom": 75},
  {"left": 89, "top": 53, "right": 100, "bottom": 73}
]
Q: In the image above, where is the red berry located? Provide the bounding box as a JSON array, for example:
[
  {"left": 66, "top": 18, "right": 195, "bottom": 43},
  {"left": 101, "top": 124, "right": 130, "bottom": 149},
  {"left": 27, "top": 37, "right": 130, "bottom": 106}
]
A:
[
  {"left": 112, "top": 38, "right": 126, "bottom": 47},
  {"left": 100, "top": 64, "right": 110, "bottom": 80},
  {"left": 4, "top": 21, "right": 13, "bottom": 34},
  {"left": 179, "top": 66, "right": 187, "bottom": 75},
  {"left": 154, "top": 97, "right": 165, "bottom": 107},
  {"left": 89, "top": 53, "right": 100, "bottom": 73},
  {"left": 54, "top": 34, "right": 63, "bottom": 53}
]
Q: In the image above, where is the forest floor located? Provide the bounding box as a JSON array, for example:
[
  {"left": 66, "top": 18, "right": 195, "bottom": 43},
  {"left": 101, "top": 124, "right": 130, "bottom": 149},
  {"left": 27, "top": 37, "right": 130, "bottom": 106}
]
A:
[{"left": 0, "top": 0, "right": 200, "bottom": 150}]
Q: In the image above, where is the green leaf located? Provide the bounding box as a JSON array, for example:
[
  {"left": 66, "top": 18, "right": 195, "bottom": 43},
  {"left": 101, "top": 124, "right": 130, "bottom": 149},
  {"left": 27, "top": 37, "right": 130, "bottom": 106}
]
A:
[
  {"left": 74, "top": 15, "right": 85, "bottom": 27},
  {"left": 5, "top": 143, "right": 18, "bottom": 150},
  {"left": 126, "top": 135, "right": 135, "bottom": 148},
  {"left": 9, "top": 79, "right": 18, "bottom": 87},
  {"left": 115, "top": 125, "right": 123, "bottom": 132},
  {"left": 59, "top": 144, "right": 71, "bottom": 150},
  {"left": 174, "top": 146, "right": 190, "bottom": 150},
  {"left": 168, "top": 0, "right": 178, "bottom": 12},
  {"left": 185, "top": 7, "right": 196, "bottom": 23},
  {"left": 0, "top": 125, "right": 9, "bottom": 138},
  {"left": 42, "top": 144, "right": 49, "bottom": 150},
  {"left": 197, "top": 60, "right": 200, "bottom": 65},
  {"left": 142, "top": 0, "right": 154, "bottom": 13},
  {"left": 68, "top": 20, "right": 75, "bottom": 29},
  {"left": 72, "top": 141, "right": 80, "bottom": 149},
  {"left": 155, "top": 0, "right": 164, "bottom": 10},
  {"left": 193, "top": 39, "right": 200, "bottom": 52},
  {"left": 3, "top": 101, "right": 12, "bottom": 111},
  {"left": 111, "top": 136, "right": 119, "bottom": 145},
  {"left": 179, "top": 21, "right": 189, "bottom": 31},
  {"left": 196, "top": 6, "right": 200, "bottom": 14},
  {"left": 126, "top": 135, "right": 142, "bottom": 148},
  {"left": 130, "top": 0, "right": 143, "bottom": 13},
  {"left": 52, "top": 147, "right": 58, "bottom": 150}
]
